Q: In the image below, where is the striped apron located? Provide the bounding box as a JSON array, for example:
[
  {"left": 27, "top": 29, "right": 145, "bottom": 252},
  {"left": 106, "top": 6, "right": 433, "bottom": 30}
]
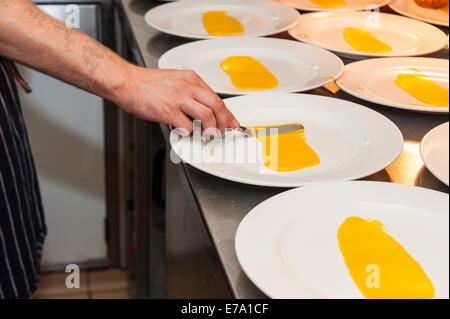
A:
[{"left": 0, "top": 57, "right": 47, "bottom": 299}]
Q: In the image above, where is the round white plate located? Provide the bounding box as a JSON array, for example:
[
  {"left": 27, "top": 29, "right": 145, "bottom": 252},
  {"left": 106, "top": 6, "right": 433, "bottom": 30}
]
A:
[
  {"left": 158, "top": 37, "right": 344, "bottom": 95},
  {"left": 144, "top": 0, "right": 301, "bottom": 39},
  {"left": 170, "top": 93, "right": 403, "bottom": 187},
  {"left": 389, "top": 0, "right": 449, "bottom": 27},
  {"left": 288, "top": 11, "right": 447, "bottom": 59},
  {"left": 336, "top": 57, "right": 449, "bottom": 114},
  {"left": 421, "top": 122, "right": 449, "bottom": 186},
  {"left": 235, "top": 181, "right": 450, "bottom": 299},
  {"left": 279, "top": 0, "right": 392, "bottom": 12}
]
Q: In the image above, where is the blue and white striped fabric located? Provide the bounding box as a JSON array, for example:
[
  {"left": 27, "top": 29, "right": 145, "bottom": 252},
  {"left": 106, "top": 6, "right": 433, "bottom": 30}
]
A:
[{"left": 0, "top": 57, "right": 46, "bottom": 299}]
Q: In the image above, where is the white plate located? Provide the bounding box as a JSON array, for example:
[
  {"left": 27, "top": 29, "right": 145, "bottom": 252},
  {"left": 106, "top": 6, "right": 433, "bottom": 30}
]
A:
[
  {"left": 144, "top": 0, "right": 301, "bottom": 39},
  {"left": 421, "top": 122, "right": 450, "bottom": 186},
  {"left": 288, "top": 11, "right": 447, "bottom": 59},
  {"left": 158, "top": 38, "right": 344, "bottom": 95},
  {"left": 389, "top": 0, "right": 449, "bottom": 27},
  {"left": 336, "top": 57, "right": 449, "bottom": 114},
  {"left": 235, "top": 181, "right": 450, "bottom": 299},
  {"left": 279, "top": 0, "right": 392, "bottom": 12},
  {"left": 170, "top": 93, "right": 403, "bottom": 187}
]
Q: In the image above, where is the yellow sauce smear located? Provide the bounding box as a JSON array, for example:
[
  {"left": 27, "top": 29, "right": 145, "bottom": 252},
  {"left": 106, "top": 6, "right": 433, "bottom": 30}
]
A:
[
  {"left": 251, "top": 124, "right": 320, "bottom": 172},
  {"left": 220, "top": 56, "right": 279, "bottom": 90},
  {"left": 343, "top": 27, "right": 392, "bottom": 53},
  {"left": 309, "top": 0, "right": 346, "bottom": 8},
  {"left": 395, "top": 74, "right": 449, "bottom": 107},
  {"left": 439, "top": 5, "right": 449, "bottom": 15},
  {"left": 338, "top": 217, "right": 435, "bottom": 299},
  {"left": 202, "top": 11, "right": 244, "bottom": 36}
]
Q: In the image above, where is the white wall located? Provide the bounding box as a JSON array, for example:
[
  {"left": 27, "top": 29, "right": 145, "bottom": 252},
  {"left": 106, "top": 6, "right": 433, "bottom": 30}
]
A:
[{"left": 19, "top": 67, "right": 107, "bottom": 267}]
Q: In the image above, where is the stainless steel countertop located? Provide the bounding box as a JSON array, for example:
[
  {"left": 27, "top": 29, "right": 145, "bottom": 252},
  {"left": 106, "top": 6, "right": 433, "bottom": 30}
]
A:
[{"left": 119, "top": 0, "right": 449, "bottom": 299}]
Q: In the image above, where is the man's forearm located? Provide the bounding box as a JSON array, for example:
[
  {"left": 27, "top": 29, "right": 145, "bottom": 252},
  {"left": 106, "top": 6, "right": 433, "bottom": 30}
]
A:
[
  {"left": 0, "top": 0, "right": 130, "bottom": 102},
  {"left": 0, "top": 0, "right": 238, "bottom": 132}
]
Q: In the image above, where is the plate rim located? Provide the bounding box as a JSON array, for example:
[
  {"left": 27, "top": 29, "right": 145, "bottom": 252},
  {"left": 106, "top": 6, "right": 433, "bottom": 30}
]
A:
[
  {"left": 288, "top": 11, "right": 448, "bottom": 58},
  {"left": 171, "top": 93, "right": 404, "bottom": 187},
  {"left": 158, "top": 37, "right": 345, "bottom": 95},
  {"left": 235, "top": 180, "right": 450, "bottom": 299},
  {"left": 420, "top": 122, "right": 450, "bottom": 186},
  {"left": 279, "top": 0, "right": 393, "bottom": 12},
  {"left": 144, "top": 0, "right": 301, "bottom": 39},
  {"left": 336, "top": 57, "right": 449, "bottom": 114},
  {"left": 389, "top": 0, "right": 449, "bottom": 27}
]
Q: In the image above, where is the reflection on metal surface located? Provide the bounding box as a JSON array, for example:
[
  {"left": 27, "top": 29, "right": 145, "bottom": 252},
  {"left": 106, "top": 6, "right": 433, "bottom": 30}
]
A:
[{"left": 385, "top": 140, "right": 424, "bottom": 186}]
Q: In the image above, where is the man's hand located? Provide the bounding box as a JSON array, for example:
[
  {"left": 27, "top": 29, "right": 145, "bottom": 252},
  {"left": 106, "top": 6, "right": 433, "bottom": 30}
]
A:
[
  {"left": 115, "top": 67, "right": 239, "bottom": 133},
  {"left": 0, "top": 0, "right": 239, "bottom": 133}
]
